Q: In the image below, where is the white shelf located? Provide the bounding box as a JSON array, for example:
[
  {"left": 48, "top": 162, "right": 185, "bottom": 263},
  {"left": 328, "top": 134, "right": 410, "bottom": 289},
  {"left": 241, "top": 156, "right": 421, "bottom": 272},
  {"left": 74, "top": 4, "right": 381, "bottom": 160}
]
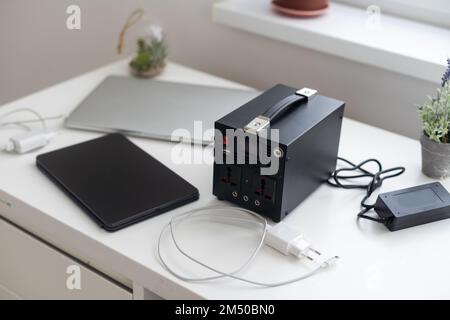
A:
[{"left": 213, "top": 0, "right": 450, "bottom": 83}]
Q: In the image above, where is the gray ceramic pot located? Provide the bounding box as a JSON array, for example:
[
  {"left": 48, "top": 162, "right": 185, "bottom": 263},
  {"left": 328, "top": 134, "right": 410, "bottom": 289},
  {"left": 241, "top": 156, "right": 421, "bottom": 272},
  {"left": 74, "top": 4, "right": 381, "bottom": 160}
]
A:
[{"left": 421, "top": 135, "right": 450, "bottom": 179}]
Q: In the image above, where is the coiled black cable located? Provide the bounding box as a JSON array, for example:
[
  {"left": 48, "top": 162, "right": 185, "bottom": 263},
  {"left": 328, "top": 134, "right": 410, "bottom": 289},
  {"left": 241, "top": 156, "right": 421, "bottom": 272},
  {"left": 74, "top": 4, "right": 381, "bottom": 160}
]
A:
[{"left": 328, "top": 157, "right": 406, "bottom": 223}]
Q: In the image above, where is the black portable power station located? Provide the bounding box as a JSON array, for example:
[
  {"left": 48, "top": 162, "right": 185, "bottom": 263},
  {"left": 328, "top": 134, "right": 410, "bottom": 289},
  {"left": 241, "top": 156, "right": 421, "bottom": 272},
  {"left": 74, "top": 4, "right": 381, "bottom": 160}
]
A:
[{"left": 213, "top": 84, "right": 345, "bottom": 222}]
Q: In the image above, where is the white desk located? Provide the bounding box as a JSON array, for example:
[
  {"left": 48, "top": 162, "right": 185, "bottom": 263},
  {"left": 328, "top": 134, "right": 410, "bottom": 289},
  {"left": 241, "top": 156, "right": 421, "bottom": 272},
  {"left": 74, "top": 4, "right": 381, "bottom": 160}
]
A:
[{"left": 1, "top": 59, "right": 449, "bottom": 299}]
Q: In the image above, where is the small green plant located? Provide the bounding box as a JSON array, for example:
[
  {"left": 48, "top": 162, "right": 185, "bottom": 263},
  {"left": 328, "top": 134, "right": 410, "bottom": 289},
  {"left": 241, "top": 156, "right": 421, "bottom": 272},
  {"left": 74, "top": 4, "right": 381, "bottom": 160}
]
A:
[
  {"left": 130, "top": 37, "right": 168, "bottom": 73},
  {"left": 419, "top": 59, "right": 450, "bottom": 144},
  {"left": 419, "top": 81, "right": 450, "bottom": 143}
]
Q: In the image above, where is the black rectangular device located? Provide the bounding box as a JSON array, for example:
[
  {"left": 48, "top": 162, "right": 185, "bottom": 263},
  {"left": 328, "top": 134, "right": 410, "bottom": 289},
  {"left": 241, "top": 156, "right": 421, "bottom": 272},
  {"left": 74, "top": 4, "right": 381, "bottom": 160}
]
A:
[
  {"left": 213, "top": 84, "right": 345, "bottom": 222},
  {"left": 375, "top": 182, "right": 450, "bottom": 231},
  {"left": 36, "top": 133, "right": 199, "bottom": 231}
]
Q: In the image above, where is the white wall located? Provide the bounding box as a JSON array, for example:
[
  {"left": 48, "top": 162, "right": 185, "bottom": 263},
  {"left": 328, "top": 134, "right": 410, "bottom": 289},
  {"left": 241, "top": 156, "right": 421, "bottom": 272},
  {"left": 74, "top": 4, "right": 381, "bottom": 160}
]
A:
[{"left": 0, "top": 0, "right": 440, "bottom": 139}]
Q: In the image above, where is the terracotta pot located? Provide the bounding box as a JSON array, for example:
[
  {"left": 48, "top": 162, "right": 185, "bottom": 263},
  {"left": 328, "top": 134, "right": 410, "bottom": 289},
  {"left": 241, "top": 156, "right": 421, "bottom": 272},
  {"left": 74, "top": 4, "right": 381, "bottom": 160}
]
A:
[
  {"left": 273, "top": 0, "right": 329, "bottom": 11},
  {"left": 420, "top": 135, "right": 450, "bottom": 180}
]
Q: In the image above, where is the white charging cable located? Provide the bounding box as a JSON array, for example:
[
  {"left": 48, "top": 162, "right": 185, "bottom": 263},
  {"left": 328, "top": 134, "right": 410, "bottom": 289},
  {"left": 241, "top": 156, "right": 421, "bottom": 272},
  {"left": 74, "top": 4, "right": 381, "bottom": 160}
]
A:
[
  {"left": 158, "top": 206, "right": 339, "bottom": 287},
  {"left": 0, "top": 108, "right": 62, "bottom": 154}
]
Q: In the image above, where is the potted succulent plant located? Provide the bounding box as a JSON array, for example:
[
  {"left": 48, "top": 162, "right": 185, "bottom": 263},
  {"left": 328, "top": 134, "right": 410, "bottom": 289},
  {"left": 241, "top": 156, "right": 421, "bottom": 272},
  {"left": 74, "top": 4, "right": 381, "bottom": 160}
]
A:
[
  {"left": 418, "top": 59, "right": 450, "bottom": 179},
  {"left": 129, "top": 25, "right": 168, "bottom": 78},
  {"left": 117, "top": 10, "right": 168, "bottom": 78}
]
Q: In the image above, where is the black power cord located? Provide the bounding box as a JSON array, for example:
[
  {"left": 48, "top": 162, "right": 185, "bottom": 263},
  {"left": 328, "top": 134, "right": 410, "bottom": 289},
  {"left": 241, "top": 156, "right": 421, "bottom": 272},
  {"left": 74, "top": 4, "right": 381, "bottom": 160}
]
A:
[{"left": 328, "top": 157, "right": 406, "bottom": 223}]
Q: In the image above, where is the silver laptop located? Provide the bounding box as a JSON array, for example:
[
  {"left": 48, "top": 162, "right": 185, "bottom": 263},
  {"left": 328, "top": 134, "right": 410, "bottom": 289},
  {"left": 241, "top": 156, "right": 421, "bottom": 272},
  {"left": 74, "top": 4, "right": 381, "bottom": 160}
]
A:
[{"left": 65, "top": 76, "right": 259, "bottom": 145}]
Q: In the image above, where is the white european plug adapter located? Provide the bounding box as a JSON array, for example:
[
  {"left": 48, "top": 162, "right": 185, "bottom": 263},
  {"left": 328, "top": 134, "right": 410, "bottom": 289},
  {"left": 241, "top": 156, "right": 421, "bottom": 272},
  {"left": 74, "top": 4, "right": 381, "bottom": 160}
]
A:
[{"left": 265, "top": 221, "right": 321, "bottom": 260}]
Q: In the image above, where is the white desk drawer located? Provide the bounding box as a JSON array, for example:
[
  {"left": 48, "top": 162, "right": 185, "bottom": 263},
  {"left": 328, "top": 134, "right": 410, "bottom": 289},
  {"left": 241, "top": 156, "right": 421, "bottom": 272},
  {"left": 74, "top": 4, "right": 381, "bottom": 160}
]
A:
[{"left": 0, "top": 218, "right": 132, "bottom": 300}]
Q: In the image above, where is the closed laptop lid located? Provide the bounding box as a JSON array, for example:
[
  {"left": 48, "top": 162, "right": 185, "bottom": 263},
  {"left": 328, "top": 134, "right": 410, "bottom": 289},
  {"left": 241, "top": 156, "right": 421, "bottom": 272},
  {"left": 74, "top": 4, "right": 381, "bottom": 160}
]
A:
[{"left": 65, "top": 76, "right": 259, "bottom": 144}]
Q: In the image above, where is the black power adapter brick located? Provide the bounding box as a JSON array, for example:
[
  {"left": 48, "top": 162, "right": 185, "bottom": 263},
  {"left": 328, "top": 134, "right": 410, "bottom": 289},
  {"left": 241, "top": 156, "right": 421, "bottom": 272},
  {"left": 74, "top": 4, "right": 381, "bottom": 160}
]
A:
[{"left": 375, "top": 182, "right": 450, "bottom": 231}]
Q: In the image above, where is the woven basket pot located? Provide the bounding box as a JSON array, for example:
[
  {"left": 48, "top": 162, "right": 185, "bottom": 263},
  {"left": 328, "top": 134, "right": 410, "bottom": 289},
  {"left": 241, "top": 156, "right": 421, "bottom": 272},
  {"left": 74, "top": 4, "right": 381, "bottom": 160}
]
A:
[{"left": 421, "top": 135, "right": 450, "bottom": 179}]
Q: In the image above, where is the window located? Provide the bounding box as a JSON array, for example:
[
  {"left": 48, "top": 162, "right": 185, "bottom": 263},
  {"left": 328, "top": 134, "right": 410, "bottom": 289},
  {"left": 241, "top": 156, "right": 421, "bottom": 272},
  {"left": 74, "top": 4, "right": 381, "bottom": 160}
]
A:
[{"left": 334, "top": 0, "right": 450, "bottom": 28}]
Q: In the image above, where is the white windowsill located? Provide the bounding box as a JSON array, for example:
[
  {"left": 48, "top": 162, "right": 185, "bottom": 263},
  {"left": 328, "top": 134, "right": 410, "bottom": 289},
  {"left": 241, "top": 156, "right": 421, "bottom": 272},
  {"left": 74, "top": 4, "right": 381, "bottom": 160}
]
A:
[{"left": 213, "top": 0, "right": 450, "bottom": 83}]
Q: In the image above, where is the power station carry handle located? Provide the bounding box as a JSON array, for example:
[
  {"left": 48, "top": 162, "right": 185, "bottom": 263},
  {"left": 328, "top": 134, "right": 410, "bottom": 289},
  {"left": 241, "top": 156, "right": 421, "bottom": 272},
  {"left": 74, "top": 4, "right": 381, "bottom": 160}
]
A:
[
  {"left": 262, "top": 94, "right": 306, "bottom": 123},
  {"left": 244, "top": 88, "right": 318, "bottom": 135}
]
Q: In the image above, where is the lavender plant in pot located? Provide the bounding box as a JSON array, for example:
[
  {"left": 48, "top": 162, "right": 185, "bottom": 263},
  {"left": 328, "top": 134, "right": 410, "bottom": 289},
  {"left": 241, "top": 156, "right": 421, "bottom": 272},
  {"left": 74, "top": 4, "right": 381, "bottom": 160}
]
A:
[{"left": 418, "top": 59, "right": 450, "bottom": 179}]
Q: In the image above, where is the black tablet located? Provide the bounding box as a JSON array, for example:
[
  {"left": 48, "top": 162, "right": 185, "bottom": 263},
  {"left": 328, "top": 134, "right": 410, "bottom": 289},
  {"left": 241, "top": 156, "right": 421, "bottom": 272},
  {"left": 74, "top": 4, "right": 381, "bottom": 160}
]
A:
[{"left": 36, "top": 133, "right": 199, "bottom": 231}]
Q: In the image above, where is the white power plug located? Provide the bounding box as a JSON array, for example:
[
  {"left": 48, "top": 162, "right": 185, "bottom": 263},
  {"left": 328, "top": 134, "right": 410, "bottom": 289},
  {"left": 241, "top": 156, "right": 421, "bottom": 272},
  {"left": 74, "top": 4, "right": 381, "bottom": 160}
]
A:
[
  {"left": 3, "top": 130, "right": 55, "bottom": 154},
  {"left": 265, "top": 221, "right": 322, "bottom": 260}
]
